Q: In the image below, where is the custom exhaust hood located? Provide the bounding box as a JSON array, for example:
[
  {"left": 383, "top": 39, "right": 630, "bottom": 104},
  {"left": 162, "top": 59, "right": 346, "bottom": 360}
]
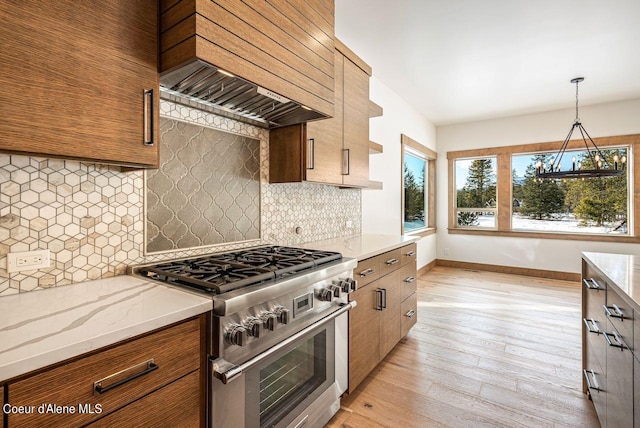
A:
[
  {"left": 160, "top": 60, "right": 329, "bottom": 129},
  {"left": 159, "top": 1, "right": 335, "bottom": 129}
]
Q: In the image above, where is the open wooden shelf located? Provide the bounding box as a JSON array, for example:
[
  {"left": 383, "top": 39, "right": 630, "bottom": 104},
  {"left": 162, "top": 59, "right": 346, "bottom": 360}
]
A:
[
  {"left": 369, "top": 141, "right": 383, "bottom": 154},
  {"left": 366, "top": 180, "right": 383, "bottom": 190},
  {"left": 368, "top": 100, "right": 383, "bottom": 118}
]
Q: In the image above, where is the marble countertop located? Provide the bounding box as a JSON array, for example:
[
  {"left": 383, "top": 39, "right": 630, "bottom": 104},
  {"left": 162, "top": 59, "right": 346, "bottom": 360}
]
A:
[
  {"left": 582, "top": 252, "right": 640, "bottom": 309},
  {"left": 301, "top": 233, "right": 419, "bottom": 261},
  {"left": 0, "top": 275, "right": 212, "bottom": 382}
]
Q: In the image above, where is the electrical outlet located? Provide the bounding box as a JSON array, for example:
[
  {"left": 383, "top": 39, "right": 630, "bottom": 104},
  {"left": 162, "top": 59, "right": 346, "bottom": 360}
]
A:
[
  {"left": 7, "top": 250, "right": 51, "bottom": 273},
  {"left": 444, "top": 247, "right": 450, "bottom": 256}
]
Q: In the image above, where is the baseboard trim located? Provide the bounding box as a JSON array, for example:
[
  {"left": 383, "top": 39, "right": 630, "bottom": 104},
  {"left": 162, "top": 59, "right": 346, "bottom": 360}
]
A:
[
  {"left": 434, "top": 259, "right": 580, "bottom": 282},
  {"left": 417, "top": 260, "right": 437, "bottom": 276}
]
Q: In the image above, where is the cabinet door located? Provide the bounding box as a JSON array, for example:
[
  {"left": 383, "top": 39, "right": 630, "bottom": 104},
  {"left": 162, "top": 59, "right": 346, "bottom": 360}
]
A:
[
  {"left": 341, "top": 57, "right": 370, "bottom": 187},
  {"left": 348, "top": 284, "right": 380, "bottom": 393},
  {"left": 0, "top": 1, "right": 159, "bottom": 167},
  {"left": 379, "top": 269, "right": 402, "bottom": 359},
  {"left": 306, "top": 51, "right": 344, "bottom": 185},
  {"left": 1, "top": 385, "right": 4, "bottom": 428},
  {"left": 606, "top": 323, "right": 633, "bottom": 428}
]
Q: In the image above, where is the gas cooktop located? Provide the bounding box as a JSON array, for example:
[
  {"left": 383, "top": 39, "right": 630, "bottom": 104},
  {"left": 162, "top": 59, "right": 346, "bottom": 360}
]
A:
[{"left": 137, "top": 246, "right": 342, "bottom": 295}]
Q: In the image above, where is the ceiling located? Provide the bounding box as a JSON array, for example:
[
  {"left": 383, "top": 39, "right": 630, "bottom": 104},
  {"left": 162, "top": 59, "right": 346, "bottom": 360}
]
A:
[{"left": 334, "top": 0, "right": 640, "bottom": 125}]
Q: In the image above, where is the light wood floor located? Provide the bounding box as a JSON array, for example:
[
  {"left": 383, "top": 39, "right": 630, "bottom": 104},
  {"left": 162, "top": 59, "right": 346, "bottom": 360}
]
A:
[{"left": 326, "top": 266, "right": 600, "bottom": 428}]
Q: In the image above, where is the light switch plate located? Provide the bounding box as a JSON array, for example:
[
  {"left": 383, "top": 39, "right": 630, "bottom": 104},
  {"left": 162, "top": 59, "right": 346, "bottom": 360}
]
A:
[{"left": 7, "top": 249, "right": 51, "bottom": 273}]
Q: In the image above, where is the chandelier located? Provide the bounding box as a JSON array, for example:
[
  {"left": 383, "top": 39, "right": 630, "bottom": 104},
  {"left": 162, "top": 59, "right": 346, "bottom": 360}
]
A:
[{"left": 535, "top": 77, "right": 626, "bottom": 179}]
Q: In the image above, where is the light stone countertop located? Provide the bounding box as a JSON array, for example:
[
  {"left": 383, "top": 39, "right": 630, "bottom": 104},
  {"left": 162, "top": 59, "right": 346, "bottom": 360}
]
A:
[
  {"left": 301, "top": 233, "right": 420, "bottom": 261},
  {"left": 0, "top": 275, "right": 212, "bottom": 382},
  {"left": 582, "top": 252, "right": 640, "bottom": 309}
]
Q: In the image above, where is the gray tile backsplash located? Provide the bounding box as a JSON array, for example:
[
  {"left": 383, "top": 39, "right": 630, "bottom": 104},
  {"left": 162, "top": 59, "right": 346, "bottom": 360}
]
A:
[
  {"left": 0, "top": 100, "right": 361, "bottom": 294},
  {"left": 146, "top": 119, "right": 261, "bottom": 253}
]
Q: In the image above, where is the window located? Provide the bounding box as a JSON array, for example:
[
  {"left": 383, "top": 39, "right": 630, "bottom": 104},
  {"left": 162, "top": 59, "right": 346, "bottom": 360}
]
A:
[
  {"left": 512, "top": 148, "right": 628, "bottom": 234},
  {"left": 447, "top": 133, "right": 639, "bottom": 242},
  {"left": 401, "top": 134, "right": 436, "bottom": 236},
  {"left": 454, "top": 157, "right": 497, "bottom": 228}
]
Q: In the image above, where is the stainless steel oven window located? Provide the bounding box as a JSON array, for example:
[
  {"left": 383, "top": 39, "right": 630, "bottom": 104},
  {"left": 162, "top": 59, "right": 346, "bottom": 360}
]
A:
[{"left": 245, "top": 319, "right": 335, "bottom": 428}]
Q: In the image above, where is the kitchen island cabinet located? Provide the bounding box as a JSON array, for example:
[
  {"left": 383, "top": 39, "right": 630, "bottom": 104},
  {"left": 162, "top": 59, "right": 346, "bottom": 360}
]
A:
[
  {"left": 0, "top": 1, "right": 159, "bottom": 168},
  {"left": 269, "top": 39, "right": 371, "bottom": 188},
  {"left": 582, "top": 252, "right": 640, "bottom": 428}
]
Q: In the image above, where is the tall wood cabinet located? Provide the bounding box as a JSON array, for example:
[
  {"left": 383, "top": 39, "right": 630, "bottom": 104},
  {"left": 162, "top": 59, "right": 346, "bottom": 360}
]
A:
[
  {"left": 0, "top": 1, "right": 159, "bottom": 167},
  {"left": 348, "top": 243, "right": 417, "bottom": 393},
  {"left": 269, "top": 39, "right": 371, "bottom": 188}
]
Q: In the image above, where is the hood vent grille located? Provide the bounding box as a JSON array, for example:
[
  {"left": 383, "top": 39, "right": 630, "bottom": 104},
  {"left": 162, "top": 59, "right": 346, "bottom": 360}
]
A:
[{"left": 160, "top": 60, "right": 327, "bottom": 128}]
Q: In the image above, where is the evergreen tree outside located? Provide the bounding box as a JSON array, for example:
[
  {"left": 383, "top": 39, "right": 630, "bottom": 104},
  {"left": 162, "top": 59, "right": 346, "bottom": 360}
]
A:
[
  {"left": 457, "top": 159, "right": 496, "bottom": 208},
  {"left": 565, "top": 148, "right": 627, "bottom": 227},
  {"left": 455, "top": 158, "right": 496, "bottom": 227},
  {"left": 519, "top": 154, "right": 566, "bottom": 219}
]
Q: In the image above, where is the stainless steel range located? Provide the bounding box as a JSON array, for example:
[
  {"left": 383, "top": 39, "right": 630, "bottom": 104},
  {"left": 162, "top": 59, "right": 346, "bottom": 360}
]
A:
[{"left": 133, "top": 246, "right": 357, "bottom": 428}]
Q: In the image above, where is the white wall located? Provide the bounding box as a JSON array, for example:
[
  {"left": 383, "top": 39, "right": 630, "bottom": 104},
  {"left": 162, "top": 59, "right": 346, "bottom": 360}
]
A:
[
  {"left": 364, "top": 77, "right": 437, "bottom": 269},
  {"left": 436, "top": 98, "right": 640, "bottom": 274}
]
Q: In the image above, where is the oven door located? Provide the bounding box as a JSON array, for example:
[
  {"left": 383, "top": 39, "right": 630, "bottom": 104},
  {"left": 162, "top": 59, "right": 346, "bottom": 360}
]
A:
[{"left": 210, "top": 303, "right": 353, "bottom": 428}]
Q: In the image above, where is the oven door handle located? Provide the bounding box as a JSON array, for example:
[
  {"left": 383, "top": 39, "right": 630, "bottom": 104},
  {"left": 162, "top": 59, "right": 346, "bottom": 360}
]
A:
[{"left": 211, "top": 301, "right": 357, "bottom": 384}]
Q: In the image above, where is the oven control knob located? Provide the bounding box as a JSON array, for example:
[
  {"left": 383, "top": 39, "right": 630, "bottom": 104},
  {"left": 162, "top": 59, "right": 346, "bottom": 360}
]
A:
[
  {"left": 260, "top": 312, "right": 278, "bottom": 331},
  {"left": 225, "top": 325, "right": 248, "bottom": 346},
  {"left": 329, "top": 284, "right": 342, "bottom": 298},
  {"left": 346, "top": 278, "right": 357, "bottom": 292},
  {"left": 318, "top": 288, "right": 334, "bottom": 302},
  {"left": 243, "top": 317, "right": 264, "bottom": 338},
  {"left": 338, "top": 280, "right": 350, "bottom": 293},
  {"left": 274, "top": 306, "right": 290, "bottom": 325}
]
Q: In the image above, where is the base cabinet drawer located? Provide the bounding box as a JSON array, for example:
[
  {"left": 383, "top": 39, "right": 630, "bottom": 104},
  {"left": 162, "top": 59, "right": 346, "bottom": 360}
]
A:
[
  {"left": 88, "top": 371, "right": 201, "bottom": 428},
  {"left": 7, "top": 317, "right": 202, "bottom": 427},
  {"left": 584, "top": 364, "right": 606, "bottom": 427},
  {"left": 401, "top": 293, "right": 417, "bottom": 338},
  {"left": 605, "top": 322, "right": 633, "bottom": 428}
]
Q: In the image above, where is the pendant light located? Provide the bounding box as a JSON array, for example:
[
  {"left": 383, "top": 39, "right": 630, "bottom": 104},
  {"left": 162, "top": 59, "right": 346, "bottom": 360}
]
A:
[{"left": 535, "top": 77, "right": 626, "bottom": 179}]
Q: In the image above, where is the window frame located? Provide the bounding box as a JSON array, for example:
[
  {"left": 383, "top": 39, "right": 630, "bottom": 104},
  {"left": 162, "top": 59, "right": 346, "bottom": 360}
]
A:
[
  {"left": 447, "top": 133, "right": 639, "bottom": 243},
  {"left": 401, "top": 134, "right": 437, "bottom": 237}
]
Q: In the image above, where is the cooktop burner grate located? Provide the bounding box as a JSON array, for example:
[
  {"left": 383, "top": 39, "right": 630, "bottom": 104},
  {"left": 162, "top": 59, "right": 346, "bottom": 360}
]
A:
[{"left": 139, "top": 246, "right": 342, "bottom": 294}]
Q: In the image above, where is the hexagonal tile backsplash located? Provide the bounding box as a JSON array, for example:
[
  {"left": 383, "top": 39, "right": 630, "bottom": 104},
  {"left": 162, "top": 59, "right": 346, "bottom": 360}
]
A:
[{"left": 0, "top": 100, "right": 361, "bottom": 295}]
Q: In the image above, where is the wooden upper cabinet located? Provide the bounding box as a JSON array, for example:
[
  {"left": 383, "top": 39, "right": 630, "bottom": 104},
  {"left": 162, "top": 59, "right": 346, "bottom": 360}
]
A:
[
  {"left": 160, "top": 0, "right": 335, "bottom": 117},
  {"left": 0, "top": 1, "right": 159, "bottom": 168},
  {"left": 342, "top": 56, "right": 370, "bottom": 187},
  {"left": 306, "top": 51, "right": 344, "bottom": 184},
  {"left": 269, "top": 39, "right": 371, "bottom": 188}
]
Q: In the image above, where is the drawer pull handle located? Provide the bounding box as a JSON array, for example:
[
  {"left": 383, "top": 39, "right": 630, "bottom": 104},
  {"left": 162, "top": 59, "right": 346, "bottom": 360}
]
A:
[
  {"left": 404, "top": 276, "right": 416, "bottom": 283},
  {"left": 603, "top": 304, "right": 624, "bottom": 320},
  {"left": 583, "top": 369, "right": 602, "bottom": 391},
  {"left": 583, "top": 278, "right": 601, "bottom": 290},
  {"left": 583, "top": 318, "right": 600, "bottom": 334},
  {"left": 375, "top": 289, "right": 383, "bottom": 310},
  {"left": 360, "top": 268, "right": 375, "bottom": 277},
  {"left": 386, "top": 258, "right": 399, "bottom": 266},
  {"left": 406, "top": 310, "right": 416, "bottom": 318},
  {"left": 405, "top": 251, "right": 416, "bottom": 257},
  {"left": 604, "top": 331, "right": 626, "bottom": 349},
  {"left": 94, "top": 359, "right": 158, "bottom": 395}
]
